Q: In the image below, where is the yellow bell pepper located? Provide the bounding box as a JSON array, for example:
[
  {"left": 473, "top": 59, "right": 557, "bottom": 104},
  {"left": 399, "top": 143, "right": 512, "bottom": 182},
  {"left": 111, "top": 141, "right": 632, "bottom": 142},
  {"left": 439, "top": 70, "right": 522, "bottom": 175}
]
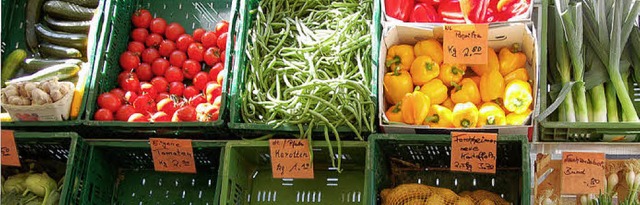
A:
[
  {"left": 452, "top": 102, "right": 479, "bottom": 128},
  {"left": 477, "top": 102, "right": 507, "bottom": 127},
  {"left": 439, "top": 64, "right": 466, "bottom": 87},
  {"left": 401, "top": 90, "right": 431, "bottom": 125},
  {"left": 503, "top": 68, "right": 529, "bottom": 83},
  {"left": 498, "top": 44, "right": 527, "bottom": 76},
  {"left": 423, "top": 105, "right": 453, "bottom": 128},
  {"left": 385, "top": 102, "right": 404, "bottom": 123},
  {"left": 480, "top": 68, "right": 505, "bottom": 102},
  {"left": 469, "top": 76, "right": 481, "bottom": 87},
  {"left": 384, "top": 69, "right": 414, "bottom": 105},
  {"left": 386, "top": 44, "right": 415, "bottom": 71},
  {"left": 506, "top": 109, "right": 532, "bottom": 125},
  {"left": 441, "top": 98, "right": 455, "bottom": 110},
  {"left": 419, "top": 79, "right": 447, "bottom": 105},
  {"left": 470, "top": 47, "right": 499, "bottom": 76},
  {"left": 414, "top": 39, "right": 444, "bottom": 64},
  {"left": 503, "top": 79, "right": 533, "bottom": 114},
  {"left": 451, "top": 78, "right": 481, "bottom": 105},
  {"left": 410, "top": 56, "right": 440, "bottom": 86}
]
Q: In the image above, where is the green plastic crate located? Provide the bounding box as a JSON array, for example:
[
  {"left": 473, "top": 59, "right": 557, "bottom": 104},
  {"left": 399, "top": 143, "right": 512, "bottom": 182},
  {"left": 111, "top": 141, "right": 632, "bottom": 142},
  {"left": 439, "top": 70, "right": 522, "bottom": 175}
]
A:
[
  {"left": 220, "top": 140, "right": 368, "bottom": 204},
  {"left": 1, "top": 132, "right": 87, "bottom": 205},
  {"left": 537, "top": 0, "right": 640, "bottom": 142},
  {"left": 367, "top": 134, "right": 530, "bottom": 205},
  {"left": 0, "top": 0, "right": 109, "bottom": 130},
  {"left": 83, "top": 0, "right": 240, "bottom": 138},
  {"left": 227, "top": 0, "right": 381, "bottom": 138},
  {"left": 78, "top": 140, "right": 225, "bottom": 204}
]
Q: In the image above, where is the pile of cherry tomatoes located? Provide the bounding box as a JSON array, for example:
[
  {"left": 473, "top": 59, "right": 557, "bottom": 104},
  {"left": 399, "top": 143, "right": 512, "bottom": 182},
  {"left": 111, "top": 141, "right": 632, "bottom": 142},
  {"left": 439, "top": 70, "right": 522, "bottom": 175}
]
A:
[{"left": 94, "top": 9, "right": 229, "bottom": 122}]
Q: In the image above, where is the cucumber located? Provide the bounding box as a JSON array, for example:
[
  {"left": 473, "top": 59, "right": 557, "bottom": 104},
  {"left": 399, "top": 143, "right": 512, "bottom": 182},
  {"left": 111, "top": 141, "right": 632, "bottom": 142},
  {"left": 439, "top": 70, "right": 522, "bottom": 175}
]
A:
[
  {"left": 23, "top": 58, "right": 83, "bottom": 74},
  {"left": 7, "top": 63, "right": 80, "bottom": 84},
  {"left": 43, "top": 15, "right": 90, "bottom": 33},
  {"left": 26, "top": 0, "right": 45, "bottom": 53},
  {"left": 39, "top": 43, "right": 83, "bottom": 59},
  {"left": 35, "top": 24, "right": 87, "bottom": 49},
  {"left": 43, "top": 0, "right": 95, "bottom": 21},
  {"left": 1, "top": 49, "right": 28, "bottom": 86},
  {"left": 59, "top": 0, "right": 99, "bottom": 8}
]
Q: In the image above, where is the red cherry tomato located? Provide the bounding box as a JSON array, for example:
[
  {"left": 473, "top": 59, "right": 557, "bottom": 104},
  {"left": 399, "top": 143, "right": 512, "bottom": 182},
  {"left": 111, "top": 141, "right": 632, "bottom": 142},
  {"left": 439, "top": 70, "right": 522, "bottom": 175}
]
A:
[
  {"left": 165, "top": 66, "right": 184, "bottom": 83},
  {"left": 128, "top": 41, "right": 145, "bottom": 54},
  {"left": 183, "top": 86, "right": 199, "bottom": 99},
  {"left": 216, "top": 69, "right": 225, "bottom": 85},
  {"left": 205, "top": 82, "right": 222, "bottom": 103},
  {"left": 110, "top": 88, "right": 126, "bottom": 102},
  {"left": 187, "top": 42, "right": 205, "bottom": 62},
  {"left": 151, "top": 111, "right": 171, "bottom": 122},
  {"left": 140, "top": 82, "right": 158, "bottom": 100},
  {"left": 132, "top": 9, "right": 152, "bottom": 28},
  {"left": 157, "top": 97, "right": 180, "bottom": 115},
  {"left": 176, "top": 34, "right": 194, "bottom": 52},
  {"left": 203, "top": 47, "right": 221, "bottom": 66},
  {"left": 168, "top": 81, "right": 185, "bottom": 96},
  {"left": 215, "top": 20, "right": 229, "bottom": 36},
  {"left": 128, "top": 113, "right": 149, "bottom": 122},
  {"left": 119, "top": 51, "right": 140, "bottom": 71},
  {"left": 141, "top": 48, "right": 160, "bottom": 64},
  {"left": 133, "top": 95, "right": 157, "bottom": 114},
  {"left": 115, "top": 105, "right": 136, "bottom": 121},
  {"left": 150, "top": 76, "right": 169, "bottom": 92},
  {"left": 149, "top": 18, "right": 167, "bottom": 35},
  {"left": 94, "top": 108, "right": 114, "bottom": 121},
  {"left": 98, "top": 92, "right": 122, "bottom": 112},
  {"left": 151, "top": 58, "right": 170, "bottom": 76},
  {"left": 155, "top": 92, "right": 170, "bottom": 102},
  {"left": 217, "top": 32, "right": 227, "bottom": 50},
  {"left": 135, "top": 63, "right": 153, "bottom": 81},
  {"left": 130, "top": 28, "right": 149, "bottom": 43},
  {"left": 145, "top": 33, "right": 163, "bottom": 48},
  {"left": 182, "top": 59, "right": 201, "bottom": 79},
  {"left": 188, "top": 94, "right": 207, "bottom": 107},
  {"left": 124, "top": 91, "right": 138, "bottom": 104},
  {"left": 192, "top": 72, "right": 209, "bottom": 90},
  {"left": 201, "top": 31, "right": 218, "bottom": 48},
  {"left": 158, "top": 39, "right": 176, "bottom": 57},
  {"left": 208, "top": 62, "right": 224, "bottom": 81},
  {"left": 193, "top": 28, "right": 206, "bottom": 42},
  {"left": 120, "top": 73, "right": 140, "bottom": 93},
  {"left": 165, "top": 22, "right": 185, "bottom": 41},
  {"left": 169, "top": 50, "right": 187, "bottom": 67},
  {"left": 174, "top": 106, "right": 197, "bottom": 122}
]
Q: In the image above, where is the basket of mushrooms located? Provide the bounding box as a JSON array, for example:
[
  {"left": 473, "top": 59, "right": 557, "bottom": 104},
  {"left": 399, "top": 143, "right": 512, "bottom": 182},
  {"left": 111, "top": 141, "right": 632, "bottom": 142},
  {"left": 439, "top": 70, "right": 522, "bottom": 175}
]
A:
[{"left": 1, "top": 79, "right": 75, "bottom": 121}]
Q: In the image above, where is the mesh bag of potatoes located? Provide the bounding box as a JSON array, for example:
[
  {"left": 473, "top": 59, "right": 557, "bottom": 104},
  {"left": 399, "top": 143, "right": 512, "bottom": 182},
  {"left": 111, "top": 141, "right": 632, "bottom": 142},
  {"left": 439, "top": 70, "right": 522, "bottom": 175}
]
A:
[{"left": 380, "top": 183, "right": 512, "bottom": 205}]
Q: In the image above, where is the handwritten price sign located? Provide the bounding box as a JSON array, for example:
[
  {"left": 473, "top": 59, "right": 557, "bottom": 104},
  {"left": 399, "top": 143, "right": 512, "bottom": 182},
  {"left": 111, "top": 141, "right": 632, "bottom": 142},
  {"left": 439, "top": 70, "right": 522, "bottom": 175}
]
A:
[
  {"left": 1, "top": 130, "right": 20, "bottom": 167},
  {"left": 269, "top": 139, "right": 314, "bottom": 179},
  {"left": 450, "top": 132, "right": 497, "bottom": 174},
  {"left": 443, "top": 24, "right": 488, "bottom": 65},
  {"left": 561, "top": 152, "right": 605, "bottom": 194},
  {"left": 150, "top": 138, "right": 196, "bottom": 174}
]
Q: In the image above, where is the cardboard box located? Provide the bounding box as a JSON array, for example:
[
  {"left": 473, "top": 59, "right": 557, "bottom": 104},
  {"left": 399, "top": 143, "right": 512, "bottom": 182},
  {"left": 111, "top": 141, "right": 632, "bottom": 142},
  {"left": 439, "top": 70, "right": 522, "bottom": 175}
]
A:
[
  {"left": 378, "top": 23, "right": 538, "bottom": 135},
  {"left": 3, "top": 82, "right": 75, "bottom": 121}
]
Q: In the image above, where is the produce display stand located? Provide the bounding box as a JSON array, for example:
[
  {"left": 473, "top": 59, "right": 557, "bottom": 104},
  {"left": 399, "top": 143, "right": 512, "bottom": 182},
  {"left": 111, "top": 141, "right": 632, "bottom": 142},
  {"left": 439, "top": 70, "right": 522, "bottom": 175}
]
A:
[
  {"left": 368, "top": 134, "right": 531, "bottom": 205},
  {"left": 1, "top": 131, "right": 87, "bottom": 204},
  {"left": 220, "top": 140, "right": 368, "bottom": 204},
  {"left": 82, "top": 0, "right": 239, "bottom": 139},
  {"left": 74, "top": 140, "right": 225, "bottom": 204},
  {"left": 0, "top": 0, "right": 110, "bottom": 131}
]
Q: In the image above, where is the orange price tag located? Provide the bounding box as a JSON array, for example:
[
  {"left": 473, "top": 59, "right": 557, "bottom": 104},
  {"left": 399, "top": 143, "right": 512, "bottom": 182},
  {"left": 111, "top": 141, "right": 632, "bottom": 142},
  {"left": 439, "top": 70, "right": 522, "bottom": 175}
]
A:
[
  {"left": 1, "top": 130, "right": 21, "bottom": 167},
  {"left": 269, "top": 139, "right": 314, "bottom": 179},
  {"left": 561, "top": 152, "right": 605, "bottom": 194},
  {"left": 443, "top": 24, "right": 488, "bottom": 65},
  {"left": 150, "top": 138, "right": 196, "bottom": 174},
  {"left": 450, "top": 132, "right": 497, "bottom": 174}
]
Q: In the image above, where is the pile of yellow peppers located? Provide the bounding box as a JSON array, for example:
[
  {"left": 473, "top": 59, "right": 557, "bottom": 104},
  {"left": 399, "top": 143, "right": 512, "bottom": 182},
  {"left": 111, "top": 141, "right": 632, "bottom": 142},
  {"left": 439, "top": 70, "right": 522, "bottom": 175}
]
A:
[{"left": 384, "top": 40, "right": 533, "bottom": 128}]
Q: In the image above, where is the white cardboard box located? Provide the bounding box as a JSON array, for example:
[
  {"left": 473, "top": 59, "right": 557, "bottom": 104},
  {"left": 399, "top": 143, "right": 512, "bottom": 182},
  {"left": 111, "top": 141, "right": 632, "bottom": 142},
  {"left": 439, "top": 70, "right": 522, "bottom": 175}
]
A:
[{"left": 378, "top": 23, "right": 538, "bottom": 135}]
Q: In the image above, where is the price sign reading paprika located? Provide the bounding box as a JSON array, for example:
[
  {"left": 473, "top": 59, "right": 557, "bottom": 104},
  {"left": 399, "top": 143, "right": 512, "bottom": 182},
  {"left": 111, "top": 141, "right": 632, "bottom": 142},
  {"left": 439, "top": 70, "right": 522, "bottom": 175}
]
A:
[
  {"left": 450, "top": 132, "right": 497, "bottom": 174},
  {"left": 443, "top": 24, "right": 488, "bottom": 65},
  {"left": 1, "top": 130, "right": 21, "bottom": 167},
  {"left": 150, "top": 138, "right": 196, "bottom": 174},
  {"left": 269, "top": 139, "right": 314, "bottom": 179},
  {"left": 561, "top": 152, "right": 605, "bottom": 195}
]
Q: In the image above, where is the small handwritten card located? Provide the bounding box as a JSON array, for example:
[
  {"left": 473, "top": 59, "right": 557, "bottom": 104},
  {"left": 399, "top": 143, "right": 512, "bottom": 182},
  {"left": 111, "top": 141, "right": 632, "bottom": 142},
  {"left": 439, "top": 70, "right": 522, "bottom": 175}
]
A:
[
  {"left": 269, "top": 139, "right": 314, "bottom": 179},
  {"left": 1, "top": 130, "right": 20, "bottom": 167},
  {"left": 561, "top": 152, "right": 605, "bottom": 194},
  {"left": 450, "top": 132, "right": 497, "bottom": 174},
  {"left": 443, "top": 24, "right": 488, "bottom": 65},
  {"left": 150, "top": 138, "right": 196, "bottom": 173}
]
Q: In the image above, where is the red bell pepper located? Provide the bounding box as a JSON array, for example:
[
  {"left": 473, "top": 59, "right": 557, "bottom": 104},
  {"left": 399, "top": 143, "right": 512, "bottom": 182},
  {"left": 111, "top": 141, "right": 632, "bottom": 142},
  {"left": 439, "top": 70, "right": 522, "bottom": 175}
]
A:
[
  {"left": 438, "top": 0, "right": 465, "bottom": 23},
  {"left": 416, "top": 0, "right": 441, "bottom": 5},
  {"left": 495, "top": 0, "right": 530, "bottom": 21},
  {"left": 385, "top": 0, "right": 414, "bottom": 22},
  {"left": 411, "top": 3, "right": 442, "bottom": 22},
  {"left": 460, "top": 0, "right": 491, "bottom": 23}
]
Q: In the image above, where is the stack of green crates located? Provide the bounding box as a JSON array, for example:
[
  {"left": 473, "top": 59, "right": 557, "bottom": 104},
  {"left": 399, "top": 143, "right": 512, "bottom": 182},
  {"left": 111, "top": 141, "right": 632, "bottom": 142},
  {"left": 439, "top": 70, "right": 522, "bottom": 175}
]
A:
[{"left": 367, "top": 134, "right": 531, "bottom": 205}]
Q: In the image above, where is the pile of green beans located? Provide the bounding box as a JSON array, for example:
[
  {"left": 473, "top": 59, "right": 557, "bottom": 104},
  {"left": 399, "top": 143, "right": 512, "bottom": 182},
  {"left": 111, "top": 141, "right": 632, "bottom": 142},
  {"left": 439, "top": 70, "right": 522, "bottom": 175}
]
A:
[{"left": 241, "top": 0, "right": 374, "bottom": 169}]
